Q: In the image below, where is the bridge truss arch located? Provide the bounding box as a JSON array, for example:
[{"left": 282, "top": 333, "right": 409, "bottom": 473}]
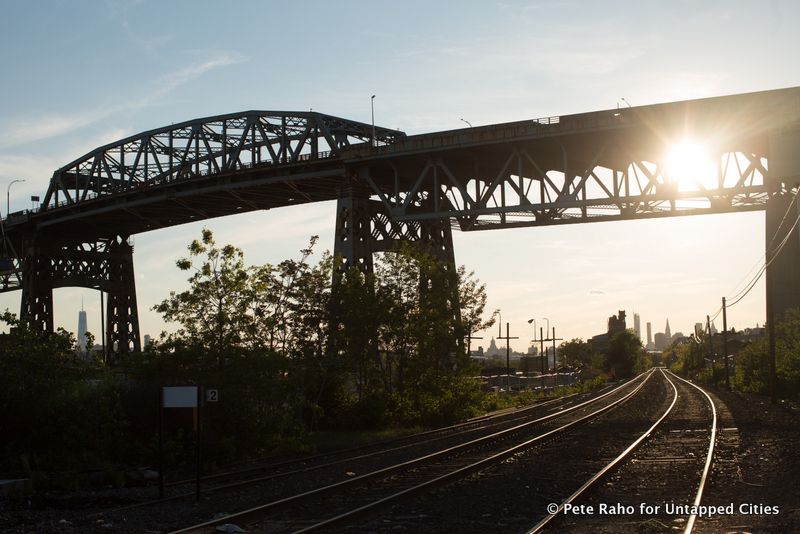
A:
[{"left": 42, "top": 110, "right": 404, "bottom": 210}]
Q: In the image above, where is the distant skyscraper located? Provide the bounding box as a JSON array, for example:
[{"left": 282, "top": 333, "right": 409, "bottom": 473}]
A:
[
  {"left": 654, "top": 332, "right": 667, "bottom": 351},
  {"left": 487, "top": 337, "right": 500, "bottom": 357},
  {"left": 77, "top": 306, "right": 88, "bottom": 353},
  {"left": 665, "top": 319, "right": 672, "bottom": 340},
  {"left": 634, "top": 313, "right": 641, "bottom": 340},
  {"left": 143, "top": 334, "right": 152, "bottom": 348},
  {"left": 646, "top": 322, "right": 653, "bottom": 349},
  {"left": 695, "top": 322, "right": 704, "bottom": 337}
]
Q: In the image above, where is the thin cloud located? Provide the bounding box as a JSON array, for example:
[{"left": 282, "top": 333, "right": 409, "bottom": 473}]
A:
[
  {"left": 0, "top": 51, "right": 246, "bottom": 149},
  {"left": 587, "top": 289, "right": 607, "bottom": 296}
]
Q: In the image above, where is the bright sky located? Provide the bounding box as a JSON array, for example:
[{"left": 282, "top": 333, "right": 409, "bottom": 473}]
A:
[{"left": 1, "top": 0, "right": 798, "bottom": 351}]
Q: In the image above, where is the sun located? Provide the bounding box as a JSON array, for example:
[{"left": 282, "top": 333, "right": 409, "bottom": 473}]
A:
[{"left": 665, "top": 140, "right": 718, "bottom": 190}]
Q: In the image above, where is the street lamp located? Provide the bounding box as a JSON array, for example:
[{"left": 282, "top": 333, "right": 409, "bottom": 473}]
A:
[
  {"left": 371, "top": 95, "right": 376, "bottom": 147},
  {"left": 527, "top": 318, "right": 537, "bottom": 341},
  {"left": 460, "top": 118, "right": 473, "bottom": 128},
  {"left": 620, "top": 97, "right": 632, "bottom": 108},
  {"left": 7, "top": 179, "right": 25, "bottom": 217}
]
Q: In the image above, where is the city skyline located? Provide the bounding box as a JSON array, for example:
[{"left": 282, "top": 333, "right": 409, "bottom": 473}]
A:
[{"left": 2, "top": 1, "right": 797, "bottom": 350}]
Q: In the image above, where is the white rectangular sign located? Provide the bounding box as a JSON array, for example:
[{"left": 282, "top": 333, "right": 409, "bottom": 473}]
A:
[{"left": 163, "top": 386, "right": 198, "bottom": 408}]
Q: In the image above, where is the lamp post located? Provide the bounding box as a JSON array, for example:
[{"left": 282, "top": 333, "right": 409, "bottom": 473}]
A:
[
  {"left": 620, "top": 97, "right": 632, "bottom": 108},
  {"left": 527, "top": 318, "right": 537, "bottom": 358},
  {"left": 7, "top": 179, "right": 25, "bottom": 216},
  {"left": 492, "top": 309, "right": 502, "bottom": 337},
  {"left": 371, "top": 95, "right": 376, "bottom": 147},
  {"left": 527, "top": 318, "right": 537, "bottom": 340},
  {"left": 460, "top": 118, "right": 473, "bottom": 128}
]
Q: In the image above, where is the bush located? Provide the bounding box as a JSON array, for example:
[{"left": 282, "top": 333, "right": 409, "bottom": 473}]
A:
[{"left": 732, "top": 340, "right": 770, "bottom": 395}]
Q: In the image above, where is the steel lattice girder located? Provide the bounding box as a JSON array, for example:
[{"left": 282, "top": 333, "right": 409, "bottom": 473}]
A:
[
  {"left": 18, "top": 236, "right": 141, "bottom": 360},
  {"left": 346, "top": 86, "right": 800, "bottom": 229},
  {"left": 357, "top": 140, "right": 772, "bottom": 230},
  {"left": 41, "top": 111, "right": 405, "bottom": 210}
]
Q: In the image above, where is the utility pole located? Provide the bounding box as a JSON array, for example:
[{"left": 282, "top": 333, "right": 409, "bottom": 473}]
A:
[
  {"left": 465, "top": 332, "right": 482, "bottom": 358},
  {"left": 706, "top": 314, "right": 713, "bottom": 365},
  {"left": 722, "top": 297, "right": 730, "bottom": 390},
  {"left": 101, "top": 291, "right": 106, "bottom": 365},
  {"left": 497, "top": 322, "right": 518, "bottom": 392},
  {"left": 552, "top": 327, "right": 557, "bottom": 388},
  {"left": 766, "top": 234, "right": 777, "bottom": 404},
  {"left": 370, "top": 95, "right": 376, "bottom": 147},
  {"left": 540, "top": 327, "right": 563, "bottom": 388},
  {"left": 539, "top": 327, "right": 545, "bottom": 374}
]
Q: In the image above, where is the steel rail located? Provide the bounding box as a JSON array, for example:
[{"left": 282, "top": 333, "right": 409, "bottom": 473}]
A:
[
  {"left": 293, "top": 370, "right": 655, "bottom": 533},
  {"left": 168, "top": 371, "right": 653, "bottom": 533},
  {"left": 665, "top": 369, "right": 718, "bottom": 534},
  {"left": 527, "top": 368, "right": 717, "bottom": 533},
  {"left": 527, "top": 368, "right": 678, "bottom": 533},
  {"left": 109, "top": 389, "right": 590, "bottom": 514}
]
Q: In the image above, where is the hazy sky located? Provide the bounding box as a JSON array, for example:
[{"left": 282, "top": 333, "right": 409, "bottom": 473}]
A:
[{"left": 1, "top": 0, "right": 797, "bottom": 351}]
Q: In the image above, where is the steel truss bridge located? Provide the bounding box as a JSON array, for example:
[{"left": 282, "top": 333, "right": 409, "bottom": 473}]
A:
[{"left": 2, "top": 88, "right": 800, "bottom": 361}]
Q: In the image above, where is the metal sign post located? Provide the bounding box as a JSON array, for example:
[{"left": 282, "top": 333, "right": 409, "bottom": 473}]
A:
[
  {"left": 160, "top": 386, "right": 200, "bottom": 500},
  {"left": 158, "top": 387, "right": 164, "bottom": 498},
  {"left": 195, "top": 386, "right": 202, "bottom": 502}
]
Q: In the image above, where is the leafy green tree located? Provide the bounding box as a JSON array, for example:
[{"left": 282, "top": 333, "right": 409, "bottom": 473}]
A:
[
  {"left": 604, "top": 330, "right": 645, "bottom": 378},
  {"left": 559, "top": 338, "right": 592, "bottom": 368},
  {"left": 154, "top": 228, "right": 251, "bottom": 368},
  {"left": 731, "top": 309, "right": 800, "bottom": 397},
  {"left": 732, "top": 339, "right": 769, "bottom": 394},
  {"left": 776, "top": 308, "right": 800, "bottom": 394},
  {"left": 665, "top": 335, "right": 706, "bottom": 378}
]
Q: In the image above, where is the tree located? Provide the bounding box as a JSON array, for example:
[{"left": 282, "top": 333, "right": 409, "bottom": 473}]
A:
[
  {"left": 731, "top": 308, "right": 800, "bottom": 397},
  {"left": 775, "top": 308, "right": 800, "bottom": 394},
  {"left": 665, "top": 335, "right": 706, "bottom": 379},
  {"left": 558, "top": 338, "right": 592, "bottom": 368},
  {"left": 154, "top": 228, "right": 250, "bottom": 368},
  {"left": 604, "top": 330, "right": 645, "bottom": 378}
]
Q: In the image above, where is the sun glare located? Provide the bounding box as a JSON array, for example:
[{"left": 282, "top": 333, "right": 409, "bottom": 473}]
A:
[{"left": 665, "top": 141, "right": 718, "bottom": 190}]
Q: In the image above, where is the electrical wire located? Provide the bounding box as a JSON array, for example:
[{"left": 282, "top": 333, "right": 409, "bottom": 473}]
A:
[
  {"left": 705, "top": 187, "right": 800, "bottom": 321},
  {"left": 725, "top": 187, "right": 800, "bottom": 303},
  {"left": 726, "top": 203, "right": 800, "bottom": 309}
]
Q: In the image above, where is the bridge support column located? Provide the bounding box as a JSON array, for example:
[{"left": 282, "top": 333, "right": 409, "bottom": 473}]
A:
[
  {"left": 417, "top": 217, "right": 460, "bottom": 325},
  {"left": 20, "top": 245, "right": 54, "bottom": 334},
  {"left": 332, "top": 187, "right": 462, "bottom": 356},
  {"left": 417, "top": 216, "right": 463, "bottom": 357},
  {"left": 332, "top": 189, "right": 459, "bottom": 287},
  {"left": 765, "top": 192, "right": 800, "bottom": 322},
  {"left": 105, "top": 238, "right": 141, "bottom": 363},
  {"left": 18, "top": 237, "right": 141, "bottom": 363},
  {"left": 333, "top": 191, "right": 376, "bottom": 276}
]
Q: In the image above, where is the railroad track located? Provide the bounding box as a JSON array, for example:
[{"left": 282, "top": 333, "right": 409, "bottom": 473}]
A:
[
  {"left": 45, "top": 379, "right": 619, "bottom": 532},
  {"left": 167, "top": 369, "right": 655, "bottom": 533},
  {"left": 529, "top": 368, "right": 718, "bottom": 533},
  {"left": 103, "top": 385, "right": 603, "bottom": 511}
]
